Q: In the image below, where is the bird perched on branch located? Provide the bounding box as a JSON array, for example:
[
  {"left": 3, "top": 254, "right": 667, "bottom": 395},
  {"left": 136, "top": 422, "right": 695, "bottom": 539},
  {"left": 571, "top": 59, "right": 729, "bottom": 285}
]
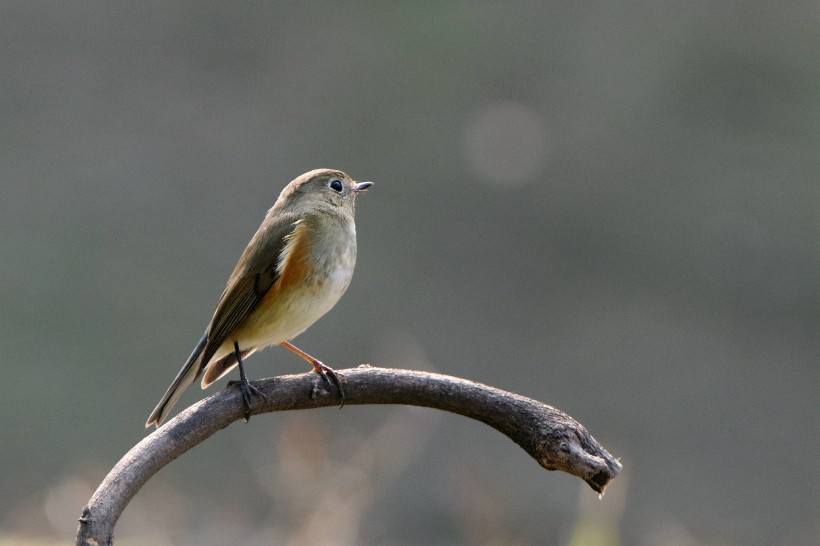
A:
[{"left": 146, "top": 168, "right": 373, "bottom": 427}]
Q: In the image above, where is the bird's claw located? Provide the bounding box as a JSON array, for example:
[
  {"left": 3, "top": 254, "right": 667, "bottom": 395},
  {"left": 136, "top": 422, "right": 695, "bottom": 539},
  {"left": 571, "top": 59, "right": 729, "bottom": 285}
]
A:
[
  {"left": 312, "top": 361, "right": 345, "bottom": 407},
  {"left": 229, "top": 378, "right": 266, "bottom": 422}
]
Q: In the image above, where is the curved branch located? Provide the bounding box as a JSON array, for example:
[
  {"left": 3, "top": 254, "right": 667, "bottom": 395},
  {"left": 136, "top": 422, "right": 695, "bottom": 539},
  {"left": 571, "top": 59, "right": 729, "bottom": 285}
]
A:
[{"left": 76, "top": 366, "right": 622, "bottom": 545}]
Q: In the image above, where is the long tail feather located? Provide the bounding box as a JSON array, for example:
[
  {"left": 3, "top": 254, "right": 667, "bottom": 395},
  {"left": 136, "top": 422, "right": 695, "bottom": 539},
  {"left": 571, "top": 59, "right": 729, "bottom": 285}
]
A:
[{"left": 145, "top": 334, "right": 208, "bottom": 427}]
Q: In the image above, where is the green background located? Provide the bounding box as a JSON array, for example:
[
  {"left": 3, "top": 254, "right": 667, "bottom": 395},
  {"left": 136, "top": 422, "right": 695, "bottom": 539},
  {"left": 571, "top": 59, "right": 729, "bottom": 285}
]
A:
[{"left": 1, "top": 2, "right": 817, "bottom": 545}]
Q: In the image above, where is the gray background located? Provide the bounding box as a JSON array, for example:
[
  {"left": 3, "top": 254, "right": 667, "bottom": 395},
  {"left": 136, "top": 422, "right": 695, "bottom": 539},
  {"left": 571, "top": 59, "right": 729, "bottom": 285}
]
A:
[{"left": 1, "top": 2, "right": 817, "bottom": 545}]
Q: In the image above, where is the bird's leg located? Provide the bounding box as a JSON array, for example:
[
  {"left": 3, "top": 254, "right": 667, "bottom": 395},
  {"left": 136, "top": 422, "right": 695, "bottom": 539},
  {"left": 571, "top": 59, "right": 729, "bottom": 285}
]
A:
[
  {"left": 234, "top": 341, "right": 265, "bottom": 422},
  {"left": 281, "top": 340, "right": 345, "bottom": 405}
]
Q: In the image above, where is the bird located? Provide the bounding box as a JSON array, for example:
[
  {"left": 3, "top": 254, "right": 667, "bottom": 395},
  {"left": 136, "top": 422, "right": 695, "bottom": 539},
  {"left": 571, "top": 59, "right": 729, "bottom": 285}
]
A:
[{"left": 145, "top": 168, "right": 373, "bottom": 427}]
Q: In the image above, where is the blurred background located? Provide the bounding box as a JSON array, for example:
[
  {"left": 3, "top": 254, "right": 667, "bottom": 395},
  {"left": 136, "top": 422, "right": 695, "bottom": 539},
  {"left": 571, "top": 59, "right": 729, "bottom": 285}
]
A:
[{"left": 1, "top": 2, "right": 817, "bottom": 545}]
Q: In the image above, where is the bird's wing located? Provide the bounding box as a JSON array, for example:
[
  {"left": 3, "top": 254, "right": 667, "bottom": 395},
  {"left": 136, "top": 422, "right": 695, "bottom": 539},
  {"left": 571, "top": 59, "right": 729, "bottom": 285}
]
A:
[{"left": 197, "top": 215, "right": 299, "bottom": 372}]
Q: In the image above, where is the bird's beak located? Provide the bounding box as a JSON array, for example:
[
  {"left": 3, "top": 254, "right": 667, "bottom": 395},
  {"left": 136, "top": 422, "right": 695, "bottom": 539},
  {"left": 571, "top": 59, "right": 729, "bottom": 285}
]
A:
[{"left": 353, "top": 181, "right": 373, "bottom": 192}]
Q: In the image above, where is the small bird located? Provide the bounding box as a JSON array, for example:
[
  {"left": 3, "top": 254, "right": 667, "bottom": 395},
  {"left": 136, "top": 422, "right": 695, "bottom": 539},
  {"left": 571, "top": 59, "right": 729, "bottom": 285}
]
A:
[{"left": 146, "top": 168, "right": 373, "bottom": 427}]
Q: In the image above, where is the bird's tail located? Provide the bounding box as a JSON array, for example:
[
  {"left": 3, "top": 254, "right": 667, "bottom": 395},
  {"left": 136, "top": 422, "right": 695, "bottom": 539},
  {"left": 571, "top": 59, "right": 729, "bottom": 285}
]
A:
[
  {"left": 200, "top": 347, "right": 256, "bottom": 388},
  {"left": 145, "top": 334, "right": 208, "bottom": 428}
]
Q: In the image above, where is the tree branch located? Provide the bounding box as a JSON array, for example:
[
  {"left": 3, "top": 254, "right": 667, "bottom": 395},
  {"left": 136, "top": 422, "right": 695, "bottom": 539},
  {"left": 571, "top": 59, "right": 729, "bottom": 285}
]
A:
[{"left": 76, "top": 365, "right": 622, "bottom": 545}]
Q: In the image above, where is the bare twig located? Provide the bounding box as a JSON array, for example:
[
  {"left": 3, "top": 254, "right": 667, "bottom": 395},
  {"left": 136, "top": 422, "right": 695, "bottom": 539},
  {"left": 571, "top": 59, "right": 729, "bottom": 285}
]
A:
[{"left": 76, "top": 366, "right": 622, "bottom": 545}]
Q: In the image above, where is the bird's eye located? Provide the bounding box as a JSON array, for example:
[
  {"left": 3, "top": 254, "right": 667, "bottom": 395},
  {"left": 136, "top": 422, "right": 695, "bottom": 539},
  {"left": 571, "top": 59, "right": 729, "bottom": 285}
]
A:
[{"left": 328, "top": 179, "right": 344, "bottom": 193}]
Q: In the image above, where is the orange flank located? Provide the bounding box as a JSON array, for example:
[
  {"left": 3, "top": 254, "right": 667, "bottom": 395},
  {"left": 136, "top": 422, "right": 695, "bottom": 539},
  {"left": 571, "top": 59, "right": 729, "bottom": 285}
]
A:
[{"left": 271, "top": 220, "right": 315, "bottom": 297}]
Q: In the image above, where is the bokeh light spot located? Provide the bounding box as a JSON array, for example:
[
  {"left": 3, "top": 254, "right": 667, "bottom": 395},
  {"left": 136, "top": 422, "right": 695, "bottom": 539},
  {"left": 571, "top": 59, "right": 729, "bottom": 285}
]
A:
[{"left": 462, "top": 101, "right": 550, "bottom": 187}]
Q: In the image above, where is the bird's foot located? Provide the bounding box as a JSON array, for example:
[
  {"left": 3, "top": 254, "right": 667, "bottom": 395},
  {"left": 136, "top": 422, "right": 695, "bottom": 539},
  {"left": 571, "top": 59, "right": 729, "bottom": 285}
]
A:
[
  {"left": 228, "top": 377, "right": 266, "bottom": 422},
  {"left": 312, "top": 360, "right": 346, "bottom": 407}
]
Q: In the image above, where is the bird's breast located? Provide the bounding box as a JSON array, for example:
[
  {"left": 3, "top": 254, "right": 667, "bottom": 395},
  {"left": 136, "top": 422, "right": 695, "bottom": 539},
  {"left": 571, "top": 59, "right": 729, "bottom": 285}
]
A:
[{"left": 235, "top": 213, "right": 358, "bottom": 348}]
